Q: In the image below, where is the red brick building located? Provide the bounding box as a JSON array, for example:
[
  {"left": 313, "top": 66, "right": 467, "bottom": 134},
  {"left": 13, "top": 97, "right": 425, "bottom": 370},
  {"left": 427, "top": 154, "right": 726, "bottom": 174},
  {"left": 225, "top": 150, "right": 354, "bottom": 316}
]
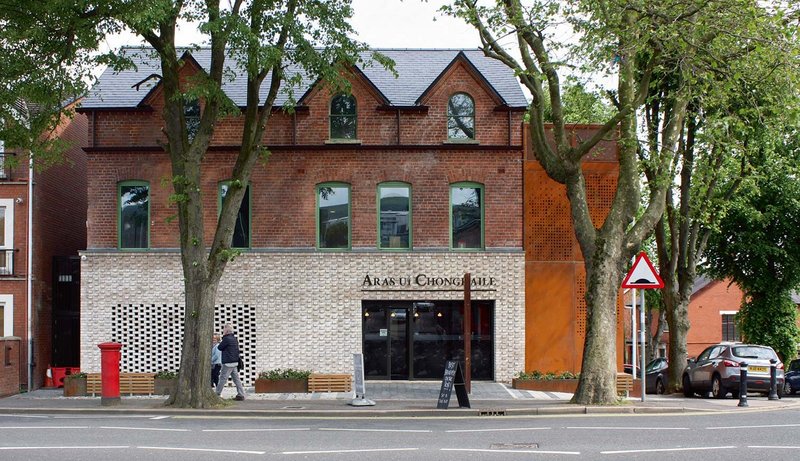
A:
[
  {"left": 0, "top": 103, "right": 87, "bottom": 395},
  {"left": 78, "top": 49, "right": 530, "bottom": 383}
]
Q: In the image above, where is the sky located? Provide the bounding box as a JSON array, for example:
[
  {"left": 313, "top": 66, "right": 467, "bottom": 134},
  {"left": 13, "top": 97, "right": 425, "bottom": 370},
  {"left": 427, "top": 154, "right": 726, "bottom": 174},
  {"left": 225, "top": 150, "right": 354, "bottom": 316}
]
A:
[{"left": 104, "top": 0, "right": 484, "bottom": 50}]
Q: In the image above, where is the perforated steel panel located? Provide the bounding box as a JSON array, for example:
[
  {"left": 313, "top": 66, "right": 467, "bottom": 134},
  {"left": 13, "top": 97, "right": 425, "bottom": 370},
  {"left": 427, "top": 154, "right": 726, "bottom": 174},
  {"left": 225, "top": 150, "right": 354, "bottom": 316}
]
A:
[
  {"left": 525, "top": 168, "right": 575, "bottom": 261},
  {"left": 111, "top": 303, "right": 257, "bottom": 385},
  {"left": 575, "top": 271, "right": 587, "bottom": 339}
]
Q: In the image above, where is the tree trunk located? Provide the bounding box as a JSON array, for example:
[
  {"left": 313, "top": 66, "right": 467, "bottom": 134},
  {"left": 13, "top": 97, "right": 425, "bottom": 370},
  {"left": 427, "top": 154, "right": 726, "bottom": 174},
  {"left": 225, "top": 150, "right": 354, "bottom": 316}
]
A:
[
  {"left": 663, "top": 286, "right": 690, "bottom": 394},
  {"left": 571, "top": 243, "right": 625, "bottom": 404}
]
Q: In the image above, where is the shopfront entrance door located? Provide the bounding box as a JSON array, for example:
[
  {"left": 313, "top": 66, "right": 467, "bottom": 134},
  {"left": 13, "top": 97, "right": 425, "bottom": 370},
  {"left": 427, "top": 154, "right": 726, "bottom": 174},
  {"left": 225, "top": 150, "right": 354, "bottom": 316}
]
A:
[
  {"left": 362, "top": 305, "right": 409, "bottom": 380},
  {"left": 362, "top": 300, "right": 494, "bottom": 380}
]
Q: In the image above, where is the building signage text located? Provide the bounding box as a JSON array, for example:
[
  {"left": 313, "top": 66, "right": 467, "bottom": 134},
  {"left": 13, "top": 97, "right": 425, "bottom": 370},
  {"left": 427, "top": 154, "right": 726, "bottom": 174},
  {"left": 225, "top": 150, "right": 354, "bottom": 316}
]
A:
[{"left": 362, "top": 273, "right": 496, "bottom": 290}]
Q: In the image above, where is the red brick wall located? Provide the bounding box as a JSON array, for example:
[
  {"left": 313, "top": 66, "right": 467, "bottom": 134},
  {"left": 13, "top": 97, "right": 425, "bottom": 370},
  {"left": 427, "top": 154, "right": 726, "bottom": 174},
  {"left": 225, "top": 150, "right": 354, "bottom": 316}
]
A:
[
  {"left": 86, "top": 63, "right": 524, "bottom": 249},
  {"left": 0, "top": 337, "right": 20, "bottom": 397},
  {"left": 686, "top": 280, "right": 745, "bottom": 357},
  {"left": 87, "top": 148, "right": 522, "bottom": 249}
]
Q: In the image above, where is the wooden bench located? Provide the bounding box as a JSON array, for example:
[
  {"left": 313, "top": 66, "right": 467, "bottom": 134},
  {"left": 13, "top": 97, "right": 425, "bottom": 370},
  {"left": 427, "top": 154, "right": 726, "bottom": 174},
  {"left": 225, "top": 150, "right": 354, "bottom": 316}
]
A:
[
  {"left": 308, "top": 373, "right": 352, "bottom": 393},
  {"left": 86, "top": 373, "right": 156, "bottom": 396},
  {"left": 616, "top": 373, "right": 634, "bottom": 397}
]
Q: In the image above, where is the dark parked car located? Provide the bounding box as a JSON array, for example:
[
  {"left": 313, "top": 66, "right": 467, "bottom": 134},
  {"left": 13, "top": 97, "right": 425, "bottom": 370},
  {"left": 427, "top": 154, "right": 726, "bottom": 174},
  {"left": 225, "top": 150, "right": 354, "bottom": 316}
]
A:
[
  {"left": 645, "top": 357, "right": 669, "bottom": 394},
  {"left": 682, "top": 343, "right": 784, "bottom": 398},
  {"left": 784, "top": 359, "right": 800, "bottom": 395}
]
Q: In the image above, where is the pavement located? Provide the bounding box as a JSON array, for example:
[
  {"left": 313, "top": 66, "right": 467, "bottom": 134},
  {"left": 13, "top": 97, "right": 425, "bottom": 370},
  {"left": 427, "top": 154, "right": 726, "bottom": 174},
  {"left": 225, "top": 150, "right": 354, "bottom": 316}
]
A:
[{"left": 1, "top": 382, "right": 798, "bottom": 417}]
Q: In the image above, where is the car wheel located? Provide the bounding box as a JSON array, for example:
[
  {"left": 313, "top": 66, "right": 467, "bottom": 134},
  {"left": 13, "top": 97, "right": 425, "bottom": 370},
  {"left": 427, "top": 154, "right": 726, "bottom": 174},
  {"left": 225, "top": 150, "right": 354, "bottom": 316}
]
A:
[
  {"left": 711, "top": 374, "right": 727, "bottom": 399},
  {"left": 655, "top": 378, "right": 665, "bottom": 395},
  {"left": 682, "top": 374, "right": 693, "bottom": 397},
  {"left": 785, "top": 381, "right": 794, "bottom": 396}
]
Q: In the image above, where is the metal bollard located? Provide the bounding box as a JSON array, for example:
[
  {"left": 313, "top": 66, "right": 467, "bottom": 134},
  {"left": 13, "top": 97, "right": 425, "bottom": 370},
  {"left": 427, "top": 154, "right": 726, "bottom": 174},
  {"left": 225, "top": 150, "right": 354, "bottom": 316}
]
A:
[
  {"left": 738, "top": 362, "right": 749, "bottom": 407},
  {"left": 769, "top": 359, "right": 779, "bottom": 400}
]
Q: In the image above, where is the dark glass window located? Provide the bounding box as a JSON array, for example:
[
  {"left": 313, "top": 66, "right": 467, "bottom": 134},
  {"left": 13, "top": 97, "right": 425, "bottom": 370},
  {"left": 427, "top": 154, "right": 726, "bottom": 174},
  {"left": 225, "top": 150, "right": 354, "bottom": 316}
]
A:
[
  {"left": 330, "top": 94, "right": 357, "bottom": 139},
  {"left": 447, "top": 93, "right": 475, "bottom": 139},
  {"left": 721, "top": 314, "right": 740, "bottom": 342},
  {"left": 219, "top": 182, "right": 251, "bottom": 248},
  {"left": 451, "top": 183, "right": 483, "bottom": 249},
  {"left": 378, "top": 183, "right": 410, "bottom": 249},
  {"left": 185, "top": 100, "right": 200, "bottom": 141},
  {"left": 317, "top": 184, "right": 350, "bottom": 249},
  {"left": 119, "top": 181, "right": 149, "bottom": 249}
]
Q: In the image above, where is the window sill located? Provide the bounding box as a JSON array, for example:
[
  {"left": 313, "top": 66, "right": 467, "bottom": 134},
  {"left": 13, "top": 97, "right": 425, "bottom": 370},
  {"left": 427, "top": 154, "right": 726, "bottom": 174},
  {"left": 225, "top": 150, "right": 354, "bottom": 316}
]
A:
[
  {"left": 443, "top": 139, "right": 479, "bottom": 145},
  {"left": 325, "top": 139, "right": 362, "bottom": 145}
]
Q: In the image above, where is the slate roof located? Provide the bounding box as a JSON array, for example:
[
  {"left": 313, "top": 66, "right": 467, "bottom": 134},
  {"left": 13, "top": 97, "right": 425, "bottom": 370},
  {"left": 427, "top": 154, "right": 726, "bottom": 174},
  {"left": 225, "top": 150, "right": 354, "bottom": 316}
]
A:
[{"left": 80, "top": 48, "right": 528, "bottom": 110}]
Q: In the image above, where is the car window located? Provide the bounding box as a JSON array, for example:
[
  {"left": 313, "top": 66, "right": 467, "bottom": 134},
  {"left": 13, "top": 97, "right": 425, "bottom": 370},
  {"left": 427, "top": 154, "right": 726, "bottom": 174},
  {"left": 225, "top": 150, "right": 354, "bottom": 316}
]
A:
[
  {"left": 709, "top": 346, "right": 726, "bottom": 359},
  {"left": 790, "top": 360, "right": 800, "bottom": 372},
  {"left": 731, "top": 346, "right": 777, "bottom": 360},
  {"left": 697, "top": 347, "right": 713, "bottom": 361}
]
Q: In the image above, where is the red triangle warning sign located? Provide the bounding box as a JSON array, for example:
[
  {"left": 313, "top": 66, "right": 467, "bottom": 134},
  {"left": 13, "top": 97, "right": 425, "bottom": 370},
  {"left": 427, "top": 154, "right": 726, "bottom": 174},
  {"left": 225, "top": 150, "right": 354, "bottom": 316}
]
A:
[{"left": 622, "top": 252, "right": 664, "bottom": 289}]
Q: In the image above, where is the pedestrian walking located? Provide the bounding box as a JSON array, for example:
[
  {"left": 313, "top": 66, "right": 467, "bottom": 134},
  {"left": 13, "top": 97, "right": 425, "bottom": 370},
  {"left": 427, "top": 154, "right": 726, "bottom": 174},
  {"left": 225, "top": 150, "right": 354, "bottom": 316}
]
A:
[
  {"left": 215, "top": 323, "right": 246, "bottom": 400},
  {"left": 211, "top": 334, "right": 222, "bottom": 388}
]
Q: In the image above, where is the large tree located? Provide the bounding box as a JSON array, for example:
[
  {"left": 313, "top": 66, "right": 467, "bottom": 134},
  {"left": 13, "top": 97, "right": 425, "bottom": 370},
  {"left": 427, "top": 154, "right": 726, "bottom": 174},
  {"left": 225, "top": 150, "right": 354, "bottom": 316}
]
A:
[
  {"left": 704, "top": 141, "right": 800, "bottom": 361},
  {"left": 643, "top": 3, "right": 800, "bottom": 392},
  {"left": 446, "top": 0, "right": 785, "bottom": 404},
  {"left": 3, "top": 0, "right": 385, "bottom": 408}
]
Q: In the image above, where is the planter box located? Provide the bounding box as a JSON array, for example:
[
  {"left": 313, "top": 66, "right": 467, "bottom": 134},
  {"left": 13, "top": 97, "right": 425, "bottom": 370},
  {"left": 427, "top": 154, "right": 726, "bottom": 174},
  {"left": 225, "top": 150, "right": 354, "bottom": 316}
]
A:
[
  {"left": 254, "top": 379, "right": 308, "bottom": 393},
  {"left": 512, "top": 378, "right": 579, "bottom": 393},
  {"left": 63, "top": 377, "right": 87, "bottom": 397},
  {"left": 153, "top": 378, "right": 177, "bottom": 395}
]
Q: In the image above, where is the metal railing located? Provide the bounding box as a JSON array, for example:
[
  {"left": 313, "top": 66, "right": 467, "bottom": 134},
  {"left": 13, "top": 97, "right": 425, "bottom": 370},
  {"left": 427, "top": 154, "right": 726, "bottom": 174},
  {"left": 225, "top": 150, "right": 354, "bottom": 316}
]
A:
[{"left": 0, "top": 249, "right": 18, "bottom": 276}]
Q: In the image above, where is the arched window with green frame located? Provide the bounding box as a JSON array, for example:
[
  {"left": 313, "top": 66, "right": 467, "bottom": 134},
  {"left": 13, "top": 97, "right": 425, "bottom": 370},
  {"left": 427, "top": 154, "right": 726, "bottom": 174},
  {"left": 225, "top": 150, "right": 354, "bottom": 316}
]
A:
[
  {"left": 219, "top": 181, "right": 251, "bottom": 249},
  {"left": 450, "top": 182, "right": 483, "bottom": 250},
  {"left": 377, "top": 182, "right": 411, "bottom": 250},
  {"left": 118, "top": 180, "right": 150, "bottom": 249},
  {"left": 317, "top": 182, "right": 351, "bottom": 249},
  {"left": 447, "top": 92, "right": 475, "bottom": 140},
  {"left": 329, "top": 94, "right": 357, "bottom": 140}
]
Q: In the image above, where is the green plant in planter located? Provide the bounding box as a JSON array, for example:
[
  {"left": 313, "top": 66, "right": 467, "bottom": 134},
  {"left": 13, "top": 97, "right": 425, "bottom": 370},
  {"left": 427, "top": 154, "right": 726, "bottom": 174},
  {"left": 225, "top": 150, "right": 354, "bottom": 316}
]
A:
[
  {"left": 258, "top": 368, "right": 311, "bottom": 381},
  {"left": 515, "top": 370, "right": 579, "bottom": 381},
  {"left": 65, "top": 372, "right": 88, "bottom": 380},
  {"left": 155, "top": 370, "right": 177, "bottom": 379}
]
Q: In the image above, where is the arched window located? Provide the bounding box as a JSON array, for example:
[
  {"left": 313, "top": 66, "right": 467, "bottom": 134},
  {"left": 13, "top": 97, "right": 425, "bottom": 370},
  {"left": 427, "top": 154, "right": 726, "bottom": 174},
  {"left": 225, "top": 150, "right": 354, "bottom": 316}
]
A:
[
  {"left": 450, "top": 182, "right": 483, "bottom": 250},
  {"left": 317, "top": 182, "right": 351, "bottom": 249},
  {"left": 377, "top": 182, "right": 411, "bottom": 250},
  {"left": 118, "top": 180, "right": 150, "bottom": 249},
  {"left": 219, "top": 181, "right": 251, "bottom": 249},
  {"left": 447, "top": 93, "right": 475, "bottom": 140},
  {"left": 329, "top": 94, "right": 357, "bottom": 140}
]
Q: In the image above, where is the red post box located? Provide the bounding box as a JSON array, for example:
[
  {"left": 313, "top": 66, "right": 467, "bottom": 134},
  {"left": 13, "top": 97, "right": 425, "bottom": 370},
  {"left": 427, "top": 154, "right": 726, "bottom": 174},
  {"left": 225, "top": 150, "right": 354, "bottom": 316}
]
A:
[{"left": 97, "top": 342, "right": 123, "bottom": 406}]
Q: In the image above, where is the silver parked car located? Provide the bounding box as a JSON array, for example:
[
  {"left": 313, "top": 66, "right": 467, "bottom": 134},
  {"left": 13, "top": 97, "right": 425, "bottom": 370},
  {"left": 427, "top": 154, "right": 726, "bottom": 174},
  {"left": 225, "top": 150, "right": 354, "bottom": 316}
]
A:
[{"left": 682, "top": 343, "right": 784, "bottom": 399}]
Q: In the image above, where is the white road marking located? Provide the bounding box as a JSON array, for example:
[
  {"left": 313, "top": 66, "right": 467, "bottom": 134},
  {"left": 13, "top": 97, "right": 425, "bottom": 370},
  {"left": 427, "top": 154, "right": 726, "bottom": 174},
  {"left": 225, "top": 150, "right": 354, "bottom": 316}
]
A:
[
  {"left": 0, "top": 446, "right": 129, "bottom": 451},
  {"left": 442, "top": 448, "right": 580, "bottom": 455},
  {"left": 318, "top": 427, "right": 431, "bottom": 433},
  {"left": 0, "top": 426, "right": 89, "bottom": 430},
  {"left": 150, "top": 416, "right": 170, "bottom": 420},
  {"left": 282, "top": 448, "right": 419, "bottom": 455},
  {"left": 446, "top": 427, "right": 551, "bottom": 433},
  {"left": 138, "top": 446, "right": 265, "bottom": 455},
  {"left": 601, "top": 446, "right": 736, "bottom": 454},
  {"left": 749, "top": 445, "right": 800, "bottom": 449},
  {"left": 99, "top": 426, "right": 190, "bottom": 432},
  {"left": 708, "top": 424, "right": 800, "bottom": 429},
  {"left": 0, "top": 414, "right": 48, "bottom": 418},
  {"left": 568, "top": 426, "right": 689, "bottom": 430},
  {"left": 203, "top": 428, "right": 310, "bottom": 432}
]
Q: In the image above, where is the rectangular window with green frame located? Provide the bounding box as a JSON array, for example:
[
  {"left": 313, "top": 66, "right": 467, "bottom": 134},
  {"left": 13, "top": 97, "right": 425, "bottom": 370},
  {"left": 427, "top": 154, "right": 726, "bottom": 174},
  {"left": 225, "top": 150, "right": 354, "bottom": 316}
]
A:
[
  {"left": 317, "top": 183, "right": 350, "bottom": 249},
  {"left": 377, "top": 182, "right": 411, "bottom": 249},
  {"left": 118, "top": 180, "right": 149, "bottom": 249},
  {"left": 219, "top": 181, "right": 251, "bottom": 249},
  {"left": 450, "top": 182, "right": 483, "bottom": 250}
]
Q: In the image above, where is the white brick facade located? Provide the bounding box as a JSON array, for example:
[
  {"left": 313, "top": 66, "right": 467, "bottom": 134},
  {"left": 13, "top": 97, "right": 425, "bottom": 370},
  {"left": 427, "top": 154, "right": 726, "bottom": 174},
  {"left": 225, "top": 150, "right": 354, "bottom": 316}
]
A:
[{"left": 80, "top": 250, "right": 525, "bottom": 382}]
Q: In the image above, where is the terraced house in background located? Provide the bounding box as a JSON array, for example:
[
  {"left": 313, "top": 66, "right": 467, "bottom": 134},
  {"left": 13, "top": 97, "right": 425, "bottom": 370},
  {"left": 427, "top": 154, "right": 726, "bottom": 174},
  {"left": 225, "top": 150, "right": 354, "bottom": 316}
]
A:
[{"left": 75, "top": 47, "right": 620, "bottom": 386}]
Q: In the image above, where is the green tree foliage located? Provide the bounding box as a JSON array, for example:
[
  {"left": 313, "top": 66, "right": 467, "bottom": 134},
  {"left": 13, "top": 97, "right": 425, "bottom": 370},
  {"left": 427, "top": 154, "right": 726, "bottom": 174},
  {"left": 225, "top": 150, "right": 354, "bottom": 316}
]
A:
[
  {"left": 2, "top": 0, "right": 389, "bottom": 408},
  {"left": 542, "top": 77, "right": 614, "bottom": 124},
  {"left": 704, "top": 144, "right": 800, "bottom": 361}
]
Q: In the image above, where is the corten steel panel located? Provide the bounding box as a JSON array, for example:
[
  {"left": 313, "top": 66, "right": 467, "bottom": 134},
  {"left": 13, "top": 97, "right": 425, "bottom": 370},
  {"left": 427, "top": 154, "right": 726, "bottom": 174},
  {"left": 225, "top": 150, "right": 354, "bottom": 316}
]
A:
[{"left": 525, "top": 262, "right": 578, "bottom": 372}]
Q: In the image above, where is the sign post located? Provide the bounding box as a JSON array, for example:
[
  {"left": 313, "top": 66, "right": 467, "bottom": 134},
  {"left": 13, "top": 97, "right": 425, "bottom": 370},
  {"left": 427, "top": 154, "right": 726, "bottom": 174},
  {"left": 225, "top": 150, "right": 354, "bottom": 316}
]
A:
[
  {"left": 437, "top": 360, "right": 470, "bottom": 409},
  {"left": 622, "top": 252, "right": 664, "bottom": 402},
  {"left": 349, "top": 353, "right": 375, "bottom": 406},
  {"left": 463, "top": 272, "right": 472, "bottom": 394}
]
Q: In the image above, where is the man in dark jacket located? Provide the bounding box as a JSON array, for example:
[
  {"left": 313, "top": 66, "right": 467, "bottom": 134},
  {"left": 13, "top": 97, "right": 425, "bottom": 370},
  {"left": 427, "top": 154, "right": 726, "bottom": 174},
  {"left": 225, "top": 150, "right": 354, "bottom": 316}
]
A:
[{"left": 215, "top": 323, "right": 246, "bottom": 400}]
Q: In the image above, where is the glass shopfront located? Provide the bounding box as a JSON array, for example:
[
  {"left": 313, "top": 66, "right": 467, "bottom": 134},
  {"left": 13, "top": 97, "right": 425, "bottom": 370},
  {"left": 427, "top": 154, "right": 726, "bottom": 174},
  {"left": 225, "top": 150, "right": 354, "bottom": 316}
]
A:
[{"left": 362, "top": 300, "right": 494, "bottom": 380}]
